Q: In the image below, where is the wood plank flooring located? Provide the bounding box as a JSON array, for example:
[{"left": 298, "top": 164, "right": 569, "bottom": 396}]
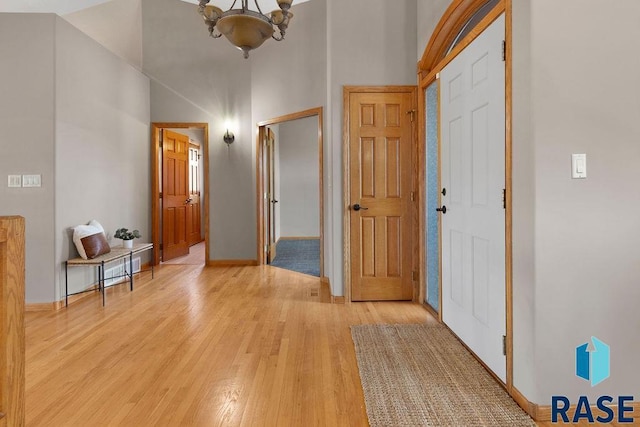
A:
[
  {"left": 161, "top": 241, "right": 205, "bottom": 265},
  {"left": 26, "top": 265, "right": 432, "bottom": 426},
  {"left": 25, "top": 265, "right": 615, "bottom": 426}
]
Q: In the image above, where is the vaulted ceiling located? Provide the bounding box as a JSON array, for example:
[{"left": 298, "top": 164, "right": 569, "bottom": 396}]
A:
[{"left": 0, "top": 0, "right": 112, "bottom": 15}]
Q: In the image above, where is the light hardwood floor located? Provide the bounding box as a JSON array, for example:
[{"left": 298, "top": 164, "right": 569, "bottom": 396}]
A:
[
  {"left": 25, "top": 265, "right": 612, "bottom": 426},
  {"left": 161, "top": 241, "right": 206, "bottom": 265},
  {"left": 26, "top": 265, "right": 433, "bottom": 426}
]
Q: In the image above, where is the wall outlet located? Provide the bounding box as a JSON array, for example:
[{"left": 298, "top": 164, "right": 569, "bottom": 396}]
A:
[{"left": 8, "top": 175, "right": 21, "bottom": 188}]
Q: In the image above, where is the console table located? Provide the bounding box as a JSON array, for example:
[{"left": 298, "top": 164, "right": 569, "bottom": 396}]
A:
[{"left": 65, "top": 243, "right": 153, "bottom": 306}]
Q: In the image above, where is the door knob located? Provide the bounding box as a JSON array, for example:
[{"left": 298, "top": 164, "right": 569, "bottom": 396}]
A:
[
  {"left": 436, "top": 205, "right": 447, "bottom": 214},
  {"left": 271, "top": 200, "right": 279, "bottom": 204},
  {"left": 352, "top": 204, "right": 368, "bottom": 211},
  {"left": 185, "top": 198, "right": 193, "bottom": 204}
]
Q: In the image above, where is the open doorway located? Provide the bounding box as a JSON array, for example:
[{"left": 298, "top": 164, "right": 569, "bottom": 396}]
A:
[
  {"left": 256, "top": 108, "right": 324, "bottom": 278},
  {"left": 151, "top": 122, "right": 209, "bottom": 266}
]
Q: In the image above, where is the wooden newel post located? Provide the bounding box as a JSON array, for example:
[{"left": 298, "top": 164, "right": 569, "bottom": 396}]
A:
[{"left": 0, "top": 216, "right": 26, "bottom": 427}]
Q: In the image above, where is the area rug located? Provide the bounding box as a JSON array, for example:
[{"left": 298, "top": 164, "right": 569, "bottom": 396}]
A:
[
  {"left": 269, "top": 238, "right": 320, "bottom": 277},
  {"left": 351, "top": 324, "right": 536, "bottom": 426}
]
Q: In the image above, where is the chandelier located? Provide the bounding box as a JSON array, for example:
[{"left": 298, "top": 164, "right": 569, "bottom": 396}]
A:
[{"left": 198, "top": 0, "right": 294, "bottom": 59}]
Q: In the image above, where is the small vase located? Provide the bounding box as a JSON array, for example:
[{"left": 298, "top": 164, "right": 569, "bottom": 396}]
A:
[{"left": 123, "top": 239, "right": 133, "bottom": 249}]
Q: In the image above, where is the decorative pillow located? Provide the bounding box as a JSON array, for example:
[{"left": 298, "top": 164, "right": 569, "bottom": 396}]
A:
[
  {"left": 88, "top": 219, "right": 105, "bottom": 233},
  {"left": 72, "top": 222, "right": 111, "bottom": 259},
  {"left": 81, "top": 232, "right": 110, "bottom": 259}
]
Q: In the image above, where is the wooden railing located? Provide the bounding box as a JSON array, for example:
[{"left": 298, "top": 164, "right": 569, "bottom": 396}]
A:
[{"left": 0, "top": 216, "right": 25, "bottom": 427}]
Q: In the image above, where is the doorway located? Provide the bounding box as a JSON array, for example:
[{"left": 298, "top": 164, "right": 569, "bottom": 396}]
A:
[
  {"left": 256, "top": 108, "right": 324, "bottom": 278},
  {"left": 440, "top": 14, "right": 506, "bottom": 381},
  {"left": 151, "top": 123, "right": 209, "bottom": 265},
  {"left": 417, "top": 0, "right": 513, "bottom": 389}
]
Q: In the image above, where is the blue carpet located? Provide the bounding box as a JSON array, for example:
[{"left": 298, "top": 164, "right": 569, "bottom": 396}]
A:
[{"left": 269, "top": 239, "right": 320, "bottom": 277}]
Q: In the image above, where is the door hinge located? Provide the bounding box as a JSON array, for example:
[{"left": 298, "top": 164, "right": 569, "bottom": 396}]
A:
[
  {"left": 502, "top": 335, "right": 507, "bottom": 355},
  {"left": 412, "top": 271, "right": 418, "bottom": 281},
  {"left": 410, "top": 191, "right": 415, "bottom": 202},
  {"left": 501, "top": 40, "right": 506, "bottom": 61},
  {"left": 159, "top": 192, "right": 163, "bottom": 199},
  {"left": 502, "top": 188, "right": 506, "bottom": 209},
  {"left": 407, "top": 109, "right": 416, "bottom": 122}
]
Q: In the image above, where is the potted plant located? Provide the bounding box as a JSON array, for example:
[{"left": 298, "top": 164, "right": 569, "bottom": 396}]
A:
[{"left": 114, "top": 228, "right": 141, "bottom": 249}]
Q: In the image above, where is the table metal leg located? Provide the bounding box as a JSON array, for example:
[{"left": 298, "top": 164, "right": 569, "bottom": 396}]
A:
[
  {"left": 65, "top": 261, "right": 69, "bottom": 307},
  {"left": 130, "top": 252, "right": 134, "bottom": 290},
  {"left": 101, "top": 261, "right": 105, "bottom": 306}
]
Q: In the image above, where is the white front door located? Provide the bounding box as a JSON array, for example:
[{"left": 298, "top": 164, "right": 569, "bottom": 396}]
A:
[{"left": 440, "top": 14, "right": 506, "bottom": 381}]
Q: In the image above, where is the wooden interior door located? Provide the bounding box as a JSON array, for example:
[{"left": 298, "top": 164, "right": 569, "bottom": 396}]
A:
[
  {"left": 349, "top": 90, "right": 415, "bottom": 301},
  {"left": 266, "top": 128, "right": 277, "bottom": 262},
  {"left": 162, "top": 130, "right": 190, "bottom": 261},
  {"left": 187, "top": 143, "right": 202, "bottom": 247}
]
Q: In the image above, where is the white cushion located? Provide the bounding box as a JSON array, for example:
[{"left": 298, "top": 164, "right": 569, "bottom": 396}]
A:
[
  {"left": 73, "top": 223, "right": 103, "bottom": 259},
  {"left": 88, "top": 219, "right": 105, "bottom": 233}
]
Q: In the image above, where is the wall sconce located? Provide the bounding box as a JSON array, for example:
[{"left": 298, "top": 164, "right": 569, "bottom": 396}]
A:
[{"left": 223, "top": 129, "right": 235, "bottom": 146}]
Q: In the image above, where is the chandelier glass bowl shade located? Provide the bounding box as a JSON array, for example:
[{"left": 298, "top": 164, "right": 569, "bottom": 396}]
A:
[{"left": 199, "top": 0, "right": 294, "bottom": 58}]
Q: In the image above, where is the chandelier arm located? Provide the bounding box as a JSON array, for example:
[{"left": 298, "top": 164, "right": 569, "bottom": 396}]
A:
[
  {"left": 272, "top": 28, "right": 286, "bottom": 41},
  {"left": 230, "top": 0, "right": 239, "bottom": 10},
  {"left": 252, "top": 0, "right": 265, "bottom": 15},
  {"left": 198, "top": 0, "right": 209, "bottom": 15},
  {"left": 208, "top": 25, "right": 223, "bottom": 38}
]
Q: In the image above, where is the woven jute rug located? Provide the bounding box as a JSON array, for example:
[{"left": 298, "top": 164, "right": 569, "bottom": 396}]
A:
[{"left": 351, "top": 323, "right": 536, "bottom": 426}]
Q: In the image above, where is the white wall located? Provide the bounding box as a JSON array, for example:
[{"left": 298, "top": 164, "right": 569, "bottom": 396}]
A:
[
  {"left": 54, "top": 17, "right": 151, "bottom": 300},
  {"left": 62, "top": 0, "right": 143, "bottom": 70},
  {"left": 510, "top": 0, "right": 537, "bottom": 404},
  {"left": 0, "top": 13, "right": 56, "bottom": 303},
  {"left": 250, "top": 0, "right": 327, "bottom": 121},
  {"left": 277, "top": 117, "right": 320, "bottom": 238},
  {"left": 525, "top": 0, "right": 640, "bottom": 404},
  {"left": 416, "top": 0, "right": 450, "bottom": 60},
  {"left": 0, "top": 13, "right": 151, "bottom": 303}
]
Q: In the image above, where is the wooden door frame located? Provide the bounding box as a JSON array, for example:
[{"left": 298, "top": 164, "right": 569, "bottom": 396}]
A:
[
  {"left": 151, "top": 123, "right": 210, "bottom": 265},
  {"left": 256, "top": 107, "right": 325, "bottom": 278},
  {"left": 416, "top": 0, "right": 513, "bottom": 394},
  {"left": 343, "top": 86, "right": 419, "bottom": 304}
]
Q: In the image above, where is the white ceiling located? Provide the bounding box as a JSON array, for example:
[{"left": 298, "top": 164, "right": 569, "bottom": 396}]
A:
[
  {"left": 0, "top": 0, "right": 312, "bottom": 16},
  {"left": 180, "top": 0, "right": 311, "bottom": 12},
  {"left": 0, "top": 0, "right": 112, "bottom": 15}
]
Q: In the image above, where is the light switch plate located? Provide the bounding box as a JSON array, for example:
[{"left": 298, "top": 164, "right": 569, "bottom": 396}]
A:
[
  {"left": 8, "top": 175, "right": 21, "bottom": 187},
  {"left": 22, "top": 174, "right": 42, "bottom": 187},
  {"left": 572, "top": 154, "right": 587, "bottom": 179}
]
